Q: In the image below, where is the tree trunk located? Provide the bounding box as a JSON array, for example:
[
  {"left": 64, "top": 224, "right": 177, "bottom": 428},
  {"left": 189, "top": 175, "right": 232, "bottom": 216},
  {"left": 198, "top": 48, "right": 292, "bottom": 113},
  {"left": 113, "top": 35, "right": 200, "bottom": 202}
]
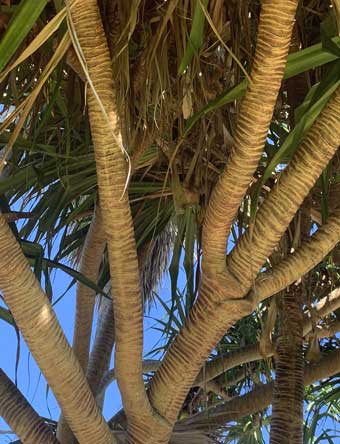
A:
[
  {"left": 68, "top": 1, "right": 170, "bottom": 442},
  {"left": 270, "top": 286, "right": 304, "bottom": 444}
]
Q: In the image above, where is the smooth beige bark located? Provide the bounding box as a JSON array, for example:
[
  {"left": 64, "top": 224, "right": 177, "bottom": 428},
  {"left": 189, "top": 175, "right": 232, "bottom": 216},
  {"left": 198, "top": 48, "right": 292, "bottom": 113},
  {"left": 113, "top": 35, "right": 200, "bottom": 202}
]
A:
[
  {"left": 72, "top": 206, "right": 105, "bottom": 372},
  {"left": 87, "top": 294, "right": 115, "bottom": 404},
  {"left": 57, "top": 206, "right": 106, "bottom": 444}
]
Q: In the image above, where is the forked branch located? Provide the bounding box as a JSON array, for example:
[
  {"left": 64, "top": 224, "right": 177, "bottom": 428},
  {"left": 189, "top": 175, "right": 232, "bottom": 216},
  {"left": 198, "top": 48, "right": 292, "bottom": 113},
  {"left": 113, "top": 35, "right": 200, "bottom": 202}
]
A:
[
  {"left": 146, "top": 3, "right": 299, "bottom": 437},
  {"left": 228, "top": 89, "right": 340, "bottom": 286}
]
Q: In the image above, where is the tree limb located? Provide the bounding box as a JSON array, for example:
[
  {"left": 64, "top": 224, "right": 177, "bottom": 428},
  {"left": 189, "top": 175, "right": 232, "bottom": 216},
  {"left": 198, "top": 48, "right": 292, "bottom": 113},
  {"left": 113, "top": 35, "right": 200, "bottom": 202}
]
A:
[
  {"left": 67, "top": 0, "right": 168, "bottom": 441},
  {"left": 0, "top": 215, "right": 112, "bottom": 444},
  {"left": 305, "top": 320, "right": 340, "bottom": 340},
  {"left": 97, "top": 360, "right": 160, "bottom": 401},
  {"left": 72, "top": 205, "right": 105, "bottom": 371},
  {"left": 57, "top": 206, "right": 106, "bottom": 443},
  {"left": 202, "top": 0, "right": 298, "bottom": 278},
  {"left": 195, "top": 287, "right": 340, "bottom": 385},
  {"left": 0, "top": 369, "right": 59, "bottom": 444},
  {"left": 177, "top": 347, "right": 340, "bottom": 431},
  {"left": 108, "top": 286, "right": 340, "bottom": 431},
  {"left": 251, "top": 212, "right": 340, "bottom": 303},
  {"left": 146, "top": 3, "right": 299, "bottom": 436},
  {"left": 87, "top": 293, "right": 115, "bottom": 406},
  {"left": 228, "top": 91, "right": 340, "bottom": 287}
]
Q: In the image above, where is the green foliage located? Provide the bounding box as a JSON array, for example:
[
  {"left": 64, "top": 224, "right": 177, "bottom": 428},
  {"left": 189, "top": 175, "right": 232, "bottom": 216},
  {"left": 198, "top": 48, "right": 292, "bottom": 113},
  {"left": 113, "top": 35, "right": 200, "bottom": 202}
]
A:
[
  {"left": 0, "top": 0, "right": 48, "bottom": 72},
  {"left": 1, "top": 1, "right": 340, "bottom": 442}
]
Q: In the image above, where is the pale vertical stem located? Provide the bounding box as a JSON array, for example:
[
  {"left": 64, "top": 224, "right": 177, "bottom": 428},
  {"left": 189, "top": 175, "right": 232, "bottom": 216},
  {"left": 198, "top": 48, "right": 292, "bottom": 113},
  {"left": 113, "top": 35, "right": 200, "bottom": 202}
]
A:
[
  {"left": 72, "top": 206, "right": 105, "bottom": 372},
  {"left": 57, "top": 206, "right": 106, "bottom": 444},
  {"left": 87, "top": 294, "right": 115, "bottom": 407}
]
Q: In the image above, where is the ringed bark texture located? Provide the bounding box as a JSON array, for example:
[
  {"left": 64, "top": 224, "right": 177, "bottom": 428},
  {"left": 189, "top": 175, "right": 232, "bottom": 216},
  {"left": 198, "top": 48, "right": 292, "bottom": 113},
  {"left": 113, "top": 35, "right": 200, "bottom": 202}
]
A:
[
  {"left": 202, "top": 0, "right": 298, "bottom": 275},
  {"left": 148, "top": 281, "right": 256, "bottom": 426},
  {"left": 146, "top": 2, "right": 299, "bottom": 436},
  {"left": 252, "top": 210, "right": 340, "bottom": 302},
  {"left": 178, "top": 348, "right": 340, "bottom": 431},
  {"left": 0, "top": 369, "right": 59, "bottom": 444},
  {"left": 69, "top": 1, "right": 168, "bottom": 441},
  {"left": 228, "top": 88, "right": 340, "bottom": 286},
  {"left": 0, "top": 215, "right": 113, "bottom": 444},
  {"left": 194, "top": 343, "right": 266, "bottom": 386},
  {"left": 270, "top": 287, "right": 304, "bottom": 444}
]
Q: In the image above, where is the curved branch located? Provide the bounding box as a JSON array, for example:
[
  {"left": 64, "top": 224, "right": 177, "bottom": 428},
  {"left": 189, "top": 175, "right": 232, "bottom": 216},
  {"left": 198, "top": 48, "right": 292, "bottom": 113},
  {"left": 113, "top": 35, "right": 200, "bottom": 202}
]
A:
[
  {"left": 303, "top": 288, "right": 340, "bottom": 336},
  {"left": 228, "top": 90, "right": 340, "bottom": 286},
  {"left": 195, "top": 343, "right": 267, "bottom": 386},
  {"left": 72, "top": 205, "right": 105, "bottom": 371},
  {"left": 305, "top": 320, "right": 340, "bottom": 340},
  {"left": 97, "top": 360, "right": 160, "bottom": 401},
  {"left": 0, "top": 369, "right": 59, "bottom": 444},
  {"left": 202, "top": 0, "right": 298, "bottom": 276},
  {"left": 87, "top": 294, "right": 115, "bottom": 406},
  {"left": 68, "top": 0, "right": 167, "bottom": 440},
  {"left": 177, "top": 347, "right": 340, "bottom": 431},
  {"left": 57, "top": 206, "right": 105, "bottom": 444},
  {"left": 195, "top": 288, "right": 340, "bottom": 385},
  {"left": 251, "top": 211, "right": 340, "bottom": 303},
  {"left": 0, "top": 215, "right": 112, "bottom": 444},
  {"left": 110, "top": 429, "right": 212, "bottom": 444}
]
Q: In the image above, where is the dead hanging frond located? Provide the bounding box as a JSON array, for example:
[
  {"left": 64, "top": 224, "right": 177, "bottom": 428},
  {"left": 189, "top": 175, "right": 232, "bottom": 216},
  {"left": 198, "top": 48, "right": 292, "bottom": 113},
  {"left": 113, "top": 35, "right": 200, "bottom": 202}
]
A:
[{"left": 139, "top": 221, "right": 174, "bottom": 306}]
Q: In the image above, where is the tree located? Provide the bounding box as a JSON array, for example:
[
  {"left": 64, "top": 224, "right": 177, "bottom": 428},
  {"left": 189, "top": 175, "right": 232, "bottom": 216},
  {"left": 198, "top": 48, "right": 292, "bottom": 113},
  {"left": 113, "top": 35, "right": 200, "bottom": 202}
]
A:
[{"left": 0, "top": 0, "right": 340, "bottom": 443}]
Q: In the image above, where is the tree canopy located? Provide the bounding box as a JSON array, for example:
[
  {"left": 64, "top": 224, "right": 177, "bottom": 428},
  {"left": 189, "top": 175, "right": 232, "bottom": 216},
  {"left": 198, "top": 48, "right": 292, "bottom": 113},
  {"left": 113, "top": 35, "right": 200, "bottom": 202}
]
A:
[{"left": 0, "top": 0, "right": 340, "bottom": 443}]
